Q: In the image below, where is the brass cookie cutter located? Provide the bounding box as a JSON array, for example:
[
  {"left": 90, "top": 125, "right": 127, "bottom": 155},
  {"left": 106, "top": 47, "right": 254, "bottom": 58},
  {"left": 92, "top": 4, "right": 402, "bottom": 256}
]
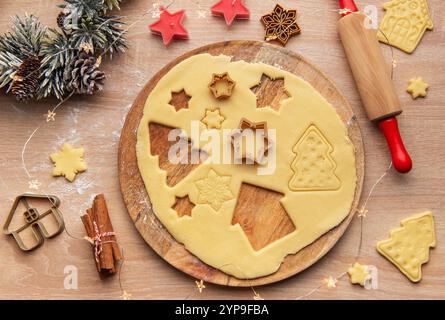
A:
[{"left": 3, "top": 193, "right": 65, "bottom": 251}]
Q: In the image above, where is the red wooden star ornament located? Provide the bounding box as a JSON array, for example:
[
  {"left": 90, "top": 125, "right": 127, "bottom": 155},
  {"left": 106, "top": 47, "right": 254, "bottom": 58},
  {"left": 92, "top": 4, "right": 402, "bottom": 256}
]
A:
[
  {"left": 211, "top": 0, "right": 250, "bottom": 26},
  {"left": 149, "top": 7, "right": 189, "bottom": 45}
]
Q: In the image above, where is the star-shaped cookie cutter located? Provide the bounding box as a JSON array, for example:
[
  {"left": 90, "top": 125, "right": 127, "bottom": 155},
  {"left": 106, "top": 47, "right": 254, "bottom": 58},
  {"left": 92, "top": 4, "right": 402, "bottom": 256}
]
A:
[
  {"left": 231, "top": 118, "right": 271, "bottom": 165},
  {"left": 208, "top": 72, "right": 236, "bottom": 99},
  {"left": 3, "top": 193, "right": 65, "bottom": 251}
]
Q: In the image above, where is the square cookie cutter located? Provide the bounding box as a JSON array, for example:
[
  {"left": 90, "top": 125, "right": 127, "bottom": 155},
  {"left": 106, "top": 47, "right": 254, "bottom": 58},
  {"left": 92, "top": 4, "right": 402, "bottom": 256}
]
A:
[{"left": 3, "top": 193, "right": 65, "bottom": 251}]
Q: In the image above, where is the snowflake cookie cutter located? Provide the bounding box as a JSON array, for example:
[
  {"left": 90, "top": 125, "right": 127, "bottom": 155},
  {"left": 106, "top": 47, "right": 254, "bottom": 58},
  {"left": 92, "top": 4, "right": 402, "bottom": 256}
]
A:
[{"left": 3, "top": 193, "right": 65, "bottom": 251}]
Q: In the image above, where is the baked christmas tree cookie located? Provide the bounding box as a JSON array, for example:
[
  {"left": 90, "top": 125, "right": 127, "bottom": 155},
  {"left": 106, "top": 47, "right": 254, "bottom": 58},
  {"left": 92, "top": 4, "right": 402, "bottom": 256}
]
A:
[
  {"left": 377, "top": 212, "right": 436, "bottom": 282},
  {"left": 136, "top": 54, "right": 357, "bottom": 279}
]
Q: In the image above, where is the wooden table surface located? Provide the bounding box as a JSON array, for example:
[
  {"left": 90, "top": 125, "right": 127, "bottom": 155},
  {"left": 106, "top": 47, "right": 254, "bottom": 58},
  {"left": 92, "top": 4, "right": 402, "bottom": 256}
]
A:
[{"left": 0, "top": 0, "right": 444, "bottom": 300}]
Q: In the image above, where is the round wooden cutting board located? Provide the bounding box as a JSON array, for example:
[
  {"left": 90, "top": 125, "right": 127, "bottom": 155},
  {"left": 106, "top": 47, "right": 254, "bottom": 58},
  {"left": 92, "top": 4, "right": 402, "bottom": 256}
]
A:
[{"left": 118, "top": 41, "right": 364, "bottom": 287}]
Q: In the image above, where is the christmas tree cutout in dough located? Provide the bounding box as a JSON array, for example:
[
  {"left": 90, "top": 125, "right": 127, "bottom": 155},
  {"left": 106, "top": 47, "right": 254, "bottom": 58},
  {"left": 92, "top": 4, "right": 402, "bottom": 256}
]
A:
[
  {"left": 377, "top": 212, "right": 436, "bottom": 282},
  {"left": 289, "top": 125, "right": 340, "bottom": 191}
]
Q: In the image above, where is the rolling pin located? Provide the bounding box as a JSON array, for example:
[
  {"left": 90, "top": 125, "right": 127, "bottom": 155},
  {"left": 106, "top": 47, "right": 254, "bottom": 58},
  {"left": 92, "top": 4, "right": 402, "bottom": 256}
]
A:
[{"left": 337, "top": 0, "right": 412, "bottom": 173}]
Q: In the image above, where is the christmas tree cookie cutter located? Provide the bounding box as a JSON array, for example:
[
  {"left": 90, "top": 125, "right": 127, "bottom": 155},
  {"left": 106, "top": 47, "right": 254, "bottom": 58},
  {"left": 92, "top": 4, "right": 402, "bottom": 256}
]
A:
[{"left": 3, "top": 193, "right": 65, "bottom": 251}]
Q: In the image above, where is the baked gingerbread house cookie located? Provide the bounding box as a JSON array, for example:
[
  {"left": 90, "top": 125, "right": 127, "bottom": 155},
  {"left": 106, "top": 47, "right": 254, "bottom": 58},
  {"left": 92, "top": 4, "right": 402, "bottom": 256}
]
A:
[{"left": 378, "top": 0, "right": 433, "bottom": 53}]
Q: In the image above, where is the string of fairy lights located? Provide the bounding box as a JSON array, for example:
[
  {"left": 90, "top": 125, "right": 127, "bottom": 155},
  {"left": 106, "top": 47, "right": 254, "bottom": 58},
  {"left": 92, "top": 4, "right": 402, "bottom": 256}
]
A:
[{"left": 12, "top": 1, "right": 401, "bottom": 299}]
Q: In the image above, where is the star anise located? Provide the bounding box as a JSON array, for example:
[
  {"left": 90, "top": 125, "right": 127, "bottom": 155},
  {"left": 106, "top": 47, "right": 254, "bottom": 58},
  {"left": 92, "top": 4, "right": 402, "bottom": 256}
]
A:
[{"left": 261, "top": 4, "right": 301, "bottom": 46}]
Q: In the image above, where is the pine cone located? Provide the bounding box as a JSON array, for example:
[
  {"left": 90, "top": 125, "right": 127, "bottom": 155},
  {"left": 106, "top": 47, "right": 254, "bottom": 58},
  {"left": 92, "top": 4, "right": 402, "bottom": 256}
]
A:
[
  {"left": 57, "top": 12, "right": 68, "bottom": 30},
  {"left": 64, "top": 52, "right": 105, "bottom": 95},
  {"left": 10, "top": 56, "right": 41, "bottom": 101}
]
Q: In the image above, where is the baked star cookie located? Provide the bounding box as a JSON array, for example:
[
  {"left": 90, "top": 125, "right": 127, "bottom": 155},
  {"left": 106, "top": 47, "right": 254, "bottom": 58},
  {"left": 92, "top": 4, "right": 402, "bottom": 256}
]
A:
[
  {"left": 407, "top": 77, "right": 429, "bottom": 99},
  {"left": 348, "top": 262, "right": 371, "bottom": 287},
  {"left": 136, "top": 54, "right": 357, "bottom": 279},
  {"left": 378, "top": 0, "right": 433, "bottom": 53},
  {"left": 377, "top": 212, "right": 436, "bottom": 282}
]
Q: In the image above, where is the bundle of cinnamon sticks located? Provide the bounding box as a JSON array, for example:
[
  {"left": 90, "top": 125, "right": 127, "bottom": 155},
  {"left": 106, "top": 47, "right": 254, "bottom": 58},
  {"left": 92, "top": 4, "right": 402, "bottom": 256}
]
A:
[{"left": 81, "top": 194, "right": 122, "bottom": 275}]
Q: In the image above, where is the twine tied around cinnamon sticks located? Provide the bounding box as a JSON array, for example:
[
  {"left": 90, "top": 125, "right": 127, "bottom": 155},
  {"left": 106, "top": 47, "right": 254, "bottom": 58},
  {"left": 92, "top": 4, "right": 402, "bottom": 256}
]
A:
[
  {"left": 89, "top": 220, "right": 116, "bottom": 264},
  {"left": 81, "top": 194, "right": 122, "bottom": 275}
]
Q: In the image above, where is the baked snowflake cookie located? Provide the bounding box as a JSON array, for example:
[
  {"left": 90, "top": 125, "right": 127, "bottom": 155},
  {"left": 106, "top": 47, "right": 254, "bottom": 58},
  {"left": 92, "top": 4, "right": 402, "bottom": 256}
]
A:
[{"left": 136, "top": 54, "right": 357, "bottom": 279}]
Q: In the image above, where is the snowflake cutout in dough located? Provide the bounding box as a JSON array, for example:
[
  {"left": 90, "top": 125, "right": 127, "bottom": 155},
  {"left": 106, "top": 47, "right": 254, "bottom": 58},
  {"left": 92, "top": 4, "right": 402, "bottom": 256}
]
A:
[
  {"left": 348, "top": 262, "right": 371, "bottom": 287},
  {"left": 407, "top": 77, "right": 429, "bottom": 99},
  {"left": 201, "top": 109, "right": 225, "bottom": 129},
  {"left": 195, "top": 169, "right": 234, "bottom": 211},
  {"left": 50, "top": 143, "right": 87, "bottom": 182}
]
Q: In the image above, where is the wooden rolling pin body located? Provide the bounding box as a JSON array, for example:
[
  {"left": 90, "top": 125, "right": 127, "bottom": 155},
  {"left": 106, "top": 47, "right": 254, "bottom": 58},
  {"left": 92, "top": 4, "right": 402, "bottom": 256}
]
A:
[{"left": 338, "top": 13, "right": 402, "bottom": 121}]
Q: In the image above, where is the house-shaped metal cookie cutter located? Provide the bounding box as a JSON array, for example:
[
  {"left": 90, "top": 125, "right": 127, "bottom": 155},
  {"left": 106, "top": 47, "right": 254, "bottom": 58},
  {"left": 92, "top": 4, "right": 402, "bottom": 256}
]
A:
[{"left": 3, "top": 193, "right": 65, "bottom": 251}]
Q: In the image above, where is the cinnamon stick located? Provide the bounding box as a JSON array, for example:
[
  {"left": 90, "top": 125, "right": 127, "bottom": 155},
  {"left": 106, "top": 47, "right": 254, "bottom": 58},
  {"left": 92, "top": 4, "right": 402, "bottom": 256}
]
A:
[{"left": 81, "top": 194, "right": 122, "bottom": 275}]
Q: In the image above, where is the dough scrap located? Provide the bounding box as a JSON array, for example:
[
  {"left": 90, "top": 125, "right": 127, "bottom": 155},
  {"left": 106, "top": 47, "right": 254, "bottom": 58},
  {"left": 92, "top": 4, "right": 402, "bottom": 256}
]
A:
[
  {"left": 407, "top": 77, "right": 429, "bottom": 99},
  {"left": 50, "top": 143, "right": 87, "bottom": 182},
  {"left": 136, "top": 54, "right": 357, "bottom": 278},
  {"left": 376, "top": 211, "right": 436, "bottom": 282},
  {"left": 378, "top": 0, "right": 433, "bottom": 53}
]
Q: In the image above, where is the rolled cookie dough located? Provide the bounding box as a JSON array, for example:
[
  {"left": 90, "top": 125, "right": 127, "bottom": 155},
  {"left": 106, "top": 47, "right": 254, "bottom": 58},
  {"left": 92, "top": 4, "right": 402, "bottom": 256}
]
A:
[{"left": 136, "top": 54, "right": 357, "bottom": 279}]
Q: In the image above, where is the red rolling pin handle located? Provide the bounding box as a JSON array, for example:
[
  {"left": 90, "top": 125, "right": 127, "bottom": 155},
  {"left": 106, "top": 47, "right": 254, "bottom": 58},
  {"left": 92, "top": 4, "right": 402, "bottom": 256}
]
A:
[
  {"left": 339, "top": 0, "right": 358, "bottom": 15},
  {"left": 379, "top": 118, "right": 412, "bottom": 173}
]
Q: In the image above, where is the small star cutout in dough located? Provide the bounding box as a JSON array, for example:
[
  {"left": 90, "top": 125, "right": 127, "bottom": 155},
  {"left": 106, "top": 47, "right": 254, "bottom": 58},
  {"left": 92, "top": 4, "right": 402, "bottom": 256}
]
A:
[
  {"left": 50, "top": 143, "right": 87, "bottom": 182},
  {"left": 407, "top": 77, "right": 429, "bottom": 99},
  {"left": 201, "top": 109, "right": 225, "bottom": 129},
  {"left": 45, "top": 110, "right": 56, "bottom": 122},
  {"left": 195, "top": 279, "right": 206, "bottom": 293},
  {"left": 28, "top": 179, "right": 42, "bottom": 190},
  {"left": 195, "top": 169, "right": 234, "bottom": 211},
  {"left": 121, "top": 290, "right": 132, "bottom": 300},
  {"left": 208, "top": 72, "right": 236, "bottom": 99},
  {"left": 324, "top": 276, "right": 337, "bottom": 289},
  {"left": 169, "top": 89, "right": 191, "bottom": 112},
  {"left": 348, "top": 263, "right": 371, "bottom": 287}
]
